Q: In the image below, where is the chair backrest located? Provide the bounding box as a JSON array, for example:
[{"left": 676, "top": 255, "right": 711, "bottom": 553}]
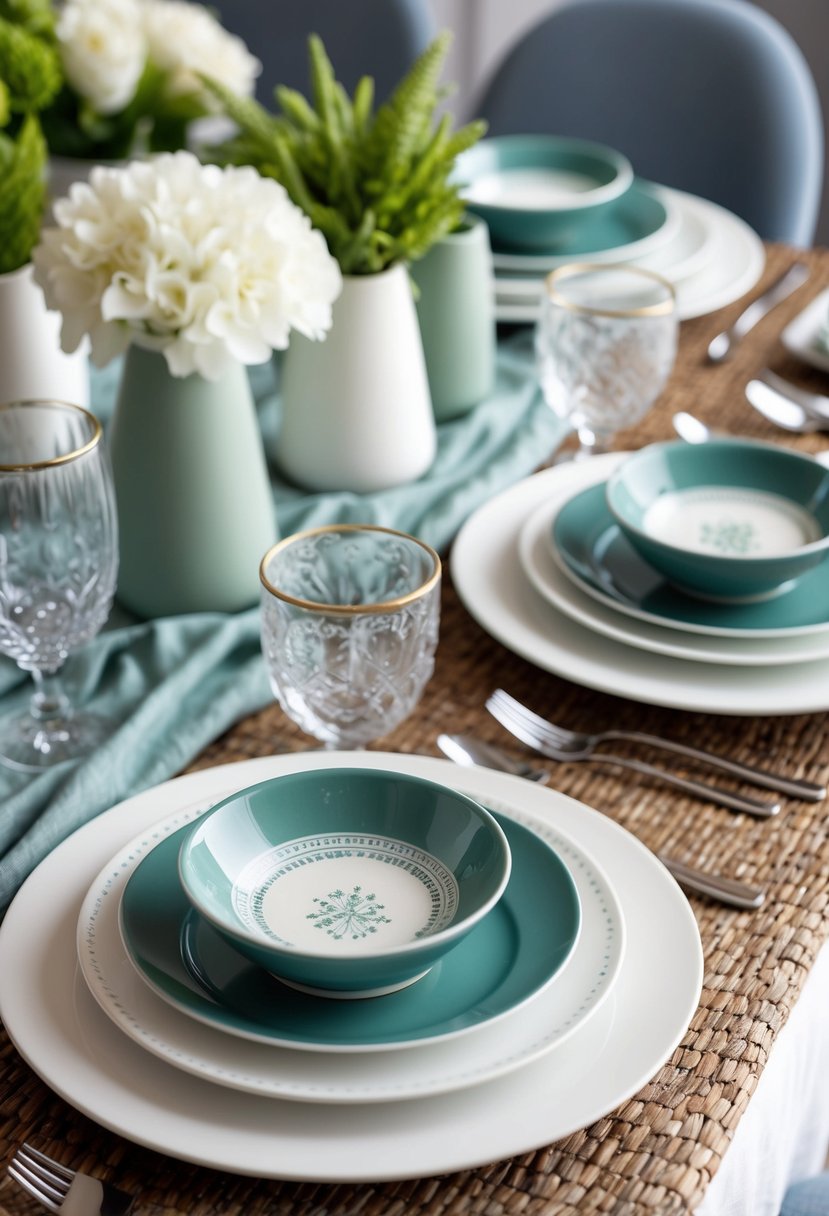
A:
[
  {"left": 211, "top": 0, "right": 436, "bottom": 105},
  {"left": 476, "top": 0, "right": 823, "bottom": 245}
]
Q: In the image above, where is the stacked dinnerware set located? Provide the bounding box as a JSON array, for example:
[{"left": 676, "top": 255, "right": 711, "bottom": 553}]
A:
[
  {"left": 455, "top": 134, "right": 765, "bottom": 324},
  {"left": 1, "top": 744, "right": 704, "bottom": 1179},
  {"left": 452, "top": 439, "right": 829, "bottom": 718}
]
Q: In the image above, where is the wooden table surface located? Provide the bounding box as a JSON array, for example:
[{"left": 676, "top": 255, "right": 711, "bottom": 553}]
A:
[{"left": 1, "top": 242, "right": 829, "bottom": 1216}]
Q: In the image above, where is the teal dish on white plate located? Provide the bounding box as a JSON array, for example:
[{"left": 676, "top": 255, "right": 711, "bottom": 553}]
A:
[
  {"left": 606, "top": 440, "right": 829, "bottom": 603},
  {"left": 177, "top": 768, "right": 511, "bottom": 999},
  {"left": 456, "top": 134, "right": 633, "bottom": 250},
  {"left": 120, "top": 809, "right": 583, "bottom": 1051},
  {"left": 553, "top": 481, "right": 829, "bottom": 636},
  {"left": 490, "top": 180, "right": 671, "bottom": 270}
]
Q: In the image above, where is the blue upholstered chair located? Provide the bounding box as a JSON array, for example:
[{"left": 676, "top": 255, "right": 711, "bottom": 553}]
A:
[
  {"left": 210, "top": 0, "right": 435, "bottom": 105},
  {"left": 475, "top": 0, "right": 823, "bottom": 246}
]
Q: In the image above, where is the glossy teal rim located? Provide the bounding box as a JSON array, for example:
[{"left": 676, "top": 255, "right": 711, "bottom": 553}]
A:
[
  {"left": 119, "top": 812, "right": 581, "bottom": 1050},
  {"left": 489, "top": 179, "right": 667, "bottom": 258},
  {"left": 553, "top": 482, "right": 829, "bottom": 637},
  {"left": 606, "top": 440, "right": 829, "bottom": 561}
]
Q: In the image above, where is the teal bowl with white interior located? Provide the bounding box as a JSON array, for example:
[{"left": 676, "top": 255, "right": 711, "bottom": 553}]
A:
[
  {"left": 178, "top": 768, "right": 511, "bottom": 999},
  {"left": 605, "top": 440, "right": 829, "bottom": 603},
  {"left": 455, "top": 134, "right": 633, "bottom": 250}
]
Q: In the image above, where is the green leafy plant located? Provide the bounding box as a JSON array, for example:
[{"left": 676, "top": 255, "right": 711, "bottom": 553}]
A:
[
  {"left": 0, "top": 10, "right": 60, "bottom": 273},
  {"left": 205, "top": 31, "right": 486, "bottom": 275}
]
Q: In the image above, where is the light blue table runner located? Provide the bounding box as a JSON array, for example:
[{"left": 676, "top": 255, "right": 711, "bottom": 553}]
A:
[{"left": 0, "top": 334, "right": 563, "bottom": 912}]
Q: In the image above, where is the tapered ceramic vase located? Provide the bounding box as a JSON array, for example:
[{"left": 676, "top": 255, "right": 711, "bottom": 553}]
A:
[
  {"left": 108, "top": 344, "right": 277, "bottom": 619},
  {"left": 274, "top": 262, "right": 437, "bottom": 493},
  {"left": 0, "top": 263, "right": 89, "bottom": 406},
  {"left": 412, "top": 216, "right": 496, "bottom": 421}
]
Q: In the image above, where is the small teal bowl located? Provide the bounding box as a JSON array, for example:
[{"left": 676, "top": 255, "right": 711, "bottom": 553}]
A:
[
  {"left": 455, "top": 134, "right": 633, "bottom": 250},
  {"left": 606, "top": 440, "right": 829, "bottom": 603},
  {"left": 178, "top": 768, "right": 511, "bottom": 999}
]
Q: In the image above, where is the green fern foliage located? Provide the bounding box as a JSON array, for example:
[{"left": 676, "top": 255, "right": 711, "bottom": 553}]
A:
[
  {"left": 0, "top": 15, "right": 60, "bottom": 111},
  {"left": 0, "top": 12, "right": 60, "bottom": 273},
  {"left": 0, "top": 110, "right": 46, "bottom": 273},
  {"left": 205, "top": 31, "right": 486, "bottom": 275}
]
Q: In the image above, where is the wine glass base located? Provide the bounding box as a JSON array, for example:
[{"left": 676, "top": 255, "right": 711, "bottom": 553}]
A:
[{"left": 0, "top": 708, "right": 113, "bottom": 772}]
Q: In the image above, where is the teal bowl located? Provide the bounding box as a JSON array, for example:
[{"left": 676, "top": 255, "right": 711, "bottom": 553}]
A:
[
  {"left": 455, "top": 134, "right": 633, "bottom": 250},
  {"left": 178, "top": 768, "right": 511, "bottom": 999},
  {"left": 606, "top": 440, "right": 829, "bottom": 603}
]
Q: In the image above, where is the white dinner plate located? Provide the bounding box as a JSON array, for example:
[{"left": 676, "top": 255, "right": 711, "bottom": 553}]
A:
[
  {"left": 780, "top": 286, "right": 829, "bottom": 373},
  {"left": 452, "top": 454, "right": 829, "bottom": 714},
  {"left": 76, "top": 792, "right": 621, "bottom": 1103},
  {"left": 0, "top": 752, "right": 702, "bottom": 1182},
  {"left": 494, "top": 187, "right": 764, "bottom": 325},
  {"left": 518, "top": 486, "right": 829, "bottom": 666}
]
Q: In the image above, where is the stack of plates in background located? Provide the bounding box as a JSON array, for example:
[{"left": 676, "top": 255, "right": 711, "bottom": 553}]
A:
[
  {"left": 490, "top": 182, "right": 765, "bottom": 325},
  {"left": 452, "top": 453, "right": 829, "bottom": 716}
]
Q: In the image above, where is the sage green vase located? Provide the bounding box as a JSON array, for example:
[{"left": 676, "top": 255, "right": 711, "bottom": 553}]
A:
[{"left": 109, "top": 344, "right": 277, "bottom": 619}]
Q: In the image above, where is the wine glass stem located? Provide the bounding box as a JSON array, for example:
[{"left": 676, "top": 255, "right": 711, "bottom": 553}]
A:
[{"left": 28, "top": 668, "right": 72, "bottom": 724}]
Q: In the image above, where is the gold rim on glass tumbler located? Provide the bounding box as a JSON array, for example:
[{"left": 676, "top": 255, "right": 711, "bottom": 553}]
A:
[
  {"left": 543, "top": 262, "right": 676, "bottom": 319},
  {"left": 259, "top": 523, "right": 442, "bottom": 613},
  {"left": 0, "top": 398, "right": 103, "bottom": 472}
]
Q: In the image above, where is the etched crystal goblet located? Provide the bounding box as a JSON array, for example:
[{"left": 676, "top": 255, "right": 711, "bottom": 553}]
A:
[
  {"left": 260, "top": 524, "right": 441, "bottom": 749},
  {"left": 0, "top": 400, "right": 119, "bottom": 769},
  {"left": 535, "top": 262, "right": 678, "bottom": 461}
]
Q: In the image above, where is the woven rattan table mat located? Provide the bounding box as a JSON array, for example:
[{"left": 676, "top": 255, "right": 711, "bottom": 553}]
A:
[{"left": 2, "top": 243, "right": 829, "bottom": 1216}]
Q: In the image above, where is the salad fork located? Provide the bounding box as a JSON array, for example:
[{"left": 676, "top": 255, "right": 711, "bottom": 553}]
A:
[
  {"left": 487, "top": 689, "right": 826, "bottom": 806},
  {"left": 7, "top": 1143, "right": 135, "bottom": 1215}
]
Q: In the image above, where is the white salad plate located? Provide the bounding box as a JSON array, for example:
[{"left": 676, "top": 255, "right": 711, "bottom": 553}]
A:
[
  {"left": 494, "top": 187, "right": 765, "bottom": 325},
  {"left": 780, "top": 286, "right": 829, "bottom": 373},
  {"left": 452, "top": 454, "right": 829, "bottom": 714},
  {"left": 0, "top": 752, "right": 702, "bottom": 1182},
  {"left": 518, "top": 493, "right": 829, "bottom": 665},
  {"left": 77, "top": 792, "right": 621, "bottom": 1103}
]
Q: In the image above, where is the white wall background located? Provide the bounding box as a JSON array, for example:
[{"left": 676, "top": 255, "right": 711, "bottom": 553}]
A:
[{"left": 430, "top": 0, "right": 829, "bottom": 246}]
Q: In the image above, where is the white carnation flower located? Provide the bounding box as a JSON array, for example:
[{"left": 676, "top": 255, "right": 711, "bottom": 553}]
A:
[
  {"left": 142, "top": 0, "right": 261, "bottom": 102},
  {"left": 57, "top": 0, "right": 147, "bottom": 116},
  {"left": 33, "top": 152, "right": 342, "bottom": 381}
]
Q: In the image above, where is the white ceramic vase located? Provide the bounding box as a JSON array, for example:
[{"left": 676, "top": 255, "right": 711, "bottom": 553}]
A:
[
  {"left": 275, "top": 262, "right": 437, "bottom": 493},
  {"left": 0, "top": 263, "right": 89, "bottom": 406}
]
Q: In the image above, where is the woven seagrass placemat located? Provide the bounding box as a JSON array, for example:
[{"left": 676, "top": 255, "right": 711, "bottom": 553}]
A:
[{"left": 1, "top": 244, "right": 829, "bottom": 1216}]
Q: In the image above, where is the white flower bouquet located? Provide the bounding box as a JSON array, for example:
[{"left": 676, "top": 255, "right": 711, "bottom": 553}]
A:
[
  {"left": 43, "top": 0, "right": 261, "bottom": 160},
  {"left": 33, "top": 150, "right": 343, "bottom": 380}
]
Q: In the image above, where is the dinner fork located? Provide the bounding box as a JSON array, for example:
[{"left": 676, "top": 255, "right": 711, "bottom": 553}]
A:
[
  {"left": 7, "top": 1143, "right": 135, "bottom": 1215},
  {"left": 487, "top": 689, "right": 826, "bottom": 807},
  {"left": 437, "top": 733, "right": 765, "bottom": 909}
]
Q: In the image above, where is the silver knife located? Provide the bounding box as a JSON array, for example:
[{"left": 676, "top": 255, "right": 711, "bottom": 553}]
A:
[{"left": 707, "top": 262, "right": 810, "bottom": 363}]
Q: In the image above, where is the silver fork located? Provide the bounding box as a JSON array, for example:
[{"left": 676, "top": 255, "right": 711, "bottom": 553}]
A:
[
  {"left": 7, "top": 1144, "right": 134, "bottom": 1215},
  {"left": 487, "top": 690, "right": 825, "bottom": 812},
  {"left": 437, "top": 733, "right": 765, "bottom": 909}
]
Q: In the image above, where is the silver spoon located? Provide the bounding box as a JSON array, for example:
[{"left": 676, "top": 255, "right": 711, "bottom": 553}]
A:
[
  {"left": 436, "top": 733, "right": 765, "bottom": 910},
  {"left": 745, "top": 379, "right": 829, "bottom": 433},
  {"left": 706, "top": 262, "right": 809, "bottom": 363},
  {"left": 758, "top": 368, "right": 829, "bottom": 422}
]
